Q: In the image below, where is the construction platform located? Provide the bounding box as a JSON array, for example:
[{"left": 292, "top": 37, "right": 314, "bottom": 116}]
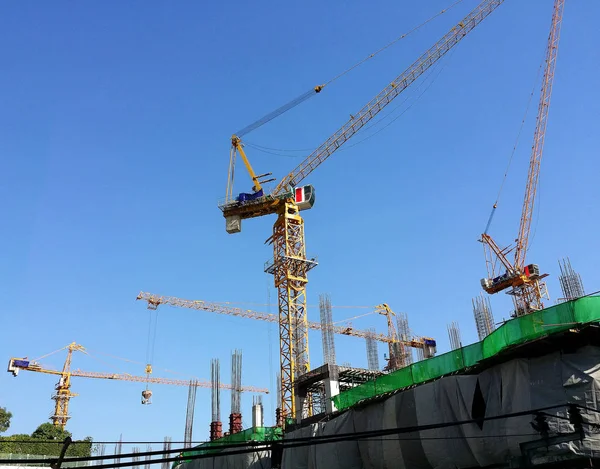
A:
[{"left": 293, "top": 364, "right": 383, "bottom": 421}]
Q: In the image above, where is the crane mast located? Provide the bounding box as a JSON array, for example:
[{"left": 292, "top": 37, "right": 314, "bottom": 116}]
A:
[
  {"left": 222, "top": 0, "right": 505, "bottom": 421},
  {"left": 480, "top": 0, "right": 564, "bottom": 316}
]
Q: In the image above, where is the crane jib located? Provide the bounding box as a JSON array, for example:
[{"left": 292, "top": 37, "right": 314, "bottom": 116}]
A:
[{"left": 273, "top": 0, "right": 505, "bottom": 196}]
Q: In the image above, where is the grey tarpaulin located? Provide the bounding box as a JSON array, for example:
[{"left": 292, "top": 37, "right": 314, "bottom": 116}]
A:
[
  {"left": 281, "top": 345, "right": 600, "bottom": 469},
  {"left": 178, "top": 446, "right": 272, "bottom": 469}
]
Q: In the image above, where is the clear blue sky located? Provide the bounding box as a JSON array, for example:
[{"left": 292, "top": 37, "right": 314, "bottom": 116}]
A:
[{"left": 1, "top": 0, "right": 598, "bottom": 449}]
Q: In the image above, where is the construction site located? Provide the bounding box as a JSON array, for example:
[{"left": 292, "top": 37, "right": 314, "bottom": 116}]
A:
[{"left": 2, "top": 0, "right": 600, "bottom": 468}]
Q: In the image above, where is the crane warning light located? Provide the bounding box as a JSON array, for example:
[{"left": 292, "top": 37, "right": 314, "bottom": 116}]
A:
[{"left": 294, "top": 185, "right": 315, "bottom": 211}]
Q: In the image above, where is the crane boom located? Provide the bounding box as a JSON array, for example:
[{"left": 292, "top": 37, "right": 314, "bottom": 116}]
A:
[
  {"left": 272, "top": 0, "right": 505, "bottom": 195},
  {"left": 135, "top": 291, "right": 435, "bottom": 349},
  {"left": 515, "top": 0, "right": 564, "bottom": 269},
  {"left": 219, "top": 0, "right": 505, "bottom": 421},
  {"left": 8, "top": 359, "right": 268, "bottom": 392},
  {"left": 222, "top": 0, "right": 506, "bottom": 223},
  {"left": 7, "top": 343, "right": 268, "bottom": 430},
  {"left": 480, "top": 0, "right": 564, "bottom": 315}
]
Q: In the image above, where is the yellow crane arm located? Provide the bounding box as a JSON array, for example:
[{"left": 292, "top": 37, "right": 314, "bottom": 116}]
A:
[
  {"left": 514, "top": 0, "right": 564, "bottom": 269},
  {"left": 272, "top": 0, "right": 505, "bottom": 195},
  {"left": 8, "top": 359, "right": 269, "bottom": 393},
  {"left": 136, "top": 291, "right": 432, "bottom": 349},
  {"left": 232, "top": 136, "right": 264, "bottom": 194}
]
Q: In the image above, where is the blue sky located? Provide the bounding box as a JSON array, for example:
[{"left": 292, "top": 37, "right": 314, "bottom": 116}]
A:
[{"left": 1, "top": 0, "right": 598, "bottom": 449}]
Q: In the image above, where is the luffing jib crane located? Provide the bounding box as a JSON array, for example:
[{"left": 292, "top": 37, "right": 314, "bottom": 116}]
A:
[
  {"left": 136, "top": 292, "right": 437, "bottom": 369},
  {"left": 220, "top": 0, "right": 505, "bottom": 420},
  {"left": 7, "top": 342, "right": 268, "bottom": 430},
  {"left": 480, "top": 0, "right": 564, "bottom": 317}
]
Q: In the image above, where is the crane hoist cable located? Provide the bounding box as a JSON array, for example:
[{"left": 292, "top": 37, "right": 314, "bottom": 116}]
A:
[
  {"left": 243, "top": 54, "right": 449, "bottom": 159},
  {"left": 234, "top": 0, "right": 465, "bottom": 141},
  {"left": 484, "top": 58, "right": 546, "bottom": 236}
]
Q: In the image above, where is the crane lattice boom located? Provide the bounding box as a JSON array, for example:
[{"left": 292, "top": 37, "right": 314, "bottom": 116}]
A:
[
  {"left": 480, "top": 0, "right": 564, "bottom": 316},
  {"left": 136, "top": 292, "right": 435, "bottom": 349},
  {"left": 220, "top": 0, "right": 505, "bottom": 421},
  {"left": 273, "top": 0, "right": 505, "bottom": 196},
  {"left": 515, "top": 0, "right": 564, "bottom": 269},
  {"left": 9, "top": 361, "right": 267, "bottom": 392},
  {"left": 8, "top": 343, "right": 268, "bottom": 430}
]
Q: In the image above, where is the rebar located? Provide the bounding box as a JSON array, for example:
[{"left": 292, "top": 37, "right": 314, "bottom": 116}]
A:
[
  {"left": 132, "top": 448, "right": 140, "bottom": 464},
  {"left": 447, "top": 321, "right": 462, "bottom": 350},
  {"left": 319, "top": 293, "right": 336, "bottom": 366},
  {"left": 558, "top": 257, "right": 585, "bottom": 301},
  {"left": 472, "top": 293, "right": 495, "bottom": 341},
  {"left": 161, "top": 437, "right": 171, "bottom": 469},
  {"left": 396, "top": 313, "right": 413, "bottom": 365},
  {"left": 211, "top": 359, "right": 221, "bottom": 422},
  {"left": 231, "top": 350, "right": 242, "bottom": 414},
  {"left": 184, "top": 379, "right": 198, "bottom": 446},
  {"left": 365, "top": 328, "right": 380, "bottom": 370},
  {"left": 144, "top": 446, "right": 152, "bottom": 469}
]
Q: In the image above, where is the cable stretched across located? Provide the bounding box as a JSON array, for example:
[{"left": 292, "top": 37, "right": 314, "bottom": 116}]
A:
[
  {"left": 234, "top": 0, "right": 464, "bottom": 140},
  {"left": 324, "top": 0, "right": 465, "bottom": 87}
]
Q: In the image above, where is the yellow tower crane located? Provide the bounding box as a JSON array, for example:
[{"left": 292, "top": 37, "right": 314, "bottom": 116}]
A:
[
  {"left": 480, "top": 0, "right": 564, "bottom": 317},
  {"left": 7, "top": 342, "right": 269, "bottom": 430},
  {"left": 219, "top": 0, "right": 505, "bottom": 420},
  {"left": 136, "top": 292, "right": 437, "bottom": 370}
]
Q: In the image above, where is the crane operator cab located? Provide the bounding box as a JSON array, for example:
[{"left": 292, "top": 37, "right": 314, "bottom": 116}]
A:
[{"left": 225, "top": 185, "right": 315, "bottom": 234}]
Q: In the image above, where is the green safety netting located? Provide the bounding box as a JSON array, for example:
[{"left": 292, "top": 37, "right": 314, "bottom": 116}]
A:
[
  {"left": 174, "top": 427, "right": 283, "bottom": 467},
  {"left": 333, "top": 296, "right": 600, "bottom": 412}
]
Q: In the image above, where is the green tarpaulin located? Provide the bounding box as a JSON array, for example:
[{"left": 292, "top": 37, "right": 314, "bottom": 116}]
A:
[{"left": 333, "top": 296, "right": 600, "bottom": 411}]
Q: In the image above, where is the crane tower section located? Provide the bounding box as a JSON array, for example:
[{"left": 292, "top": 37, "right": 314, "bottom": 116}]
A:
[{"left": 221, "top": 0, "right": 505, "bottom": 421}]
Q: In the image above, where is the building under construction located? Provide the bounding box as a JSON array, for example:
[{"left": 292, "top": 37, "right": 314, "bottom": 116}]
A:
[{"left": 176, "top": 295, "right": 600, "bottom": 468}]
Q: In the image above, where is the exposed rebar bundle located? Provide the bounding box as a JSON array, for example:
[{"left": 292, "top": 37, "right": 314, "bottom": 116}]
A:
[
  {"left": 144, "top": 446, "right": 152, "bottom": 469},
  {"left": 396, "top": 312, "right": 413, "bottom": 365},
  {"left": 161, "top": 437, "right": 172, "bottom": 469},
  {"left": 114, "top": 434, "right": 122, "bottom": 466},
  {"left": 472, "top": 293, "right": 495, "bottom": 341},
  {"left": 447, "top": 321, "right": 462, "bottom": 350},
  {"left": 184, "top": 379, "right": 198, "bottom": 446},
  {"left": 365, "top": 328, "right": 380, "bottom": 370},
  {"left": 319, "top": 293, "right": 336, "bottom": 366},
  {"left": 558, "top": 257, "right": 585, "bottom": 302},
  {"left": 132, "top": 447, "right": 140, "bottom": 464},
  {"left": 211, "top": 359, "right": 221, "bottom": 422},
  {"left": 231, "top": 350, "right": 242, "bottom": 414}
]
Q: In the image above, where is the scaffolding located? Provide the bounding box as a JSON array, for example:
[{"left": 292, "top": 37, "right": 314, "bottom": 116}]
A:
[
  {"left": 473, "top": 293, "right": 495, "bottom": 341},
  {"left": 558, "top": 257, "right": 585, "bottom": 302}
]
